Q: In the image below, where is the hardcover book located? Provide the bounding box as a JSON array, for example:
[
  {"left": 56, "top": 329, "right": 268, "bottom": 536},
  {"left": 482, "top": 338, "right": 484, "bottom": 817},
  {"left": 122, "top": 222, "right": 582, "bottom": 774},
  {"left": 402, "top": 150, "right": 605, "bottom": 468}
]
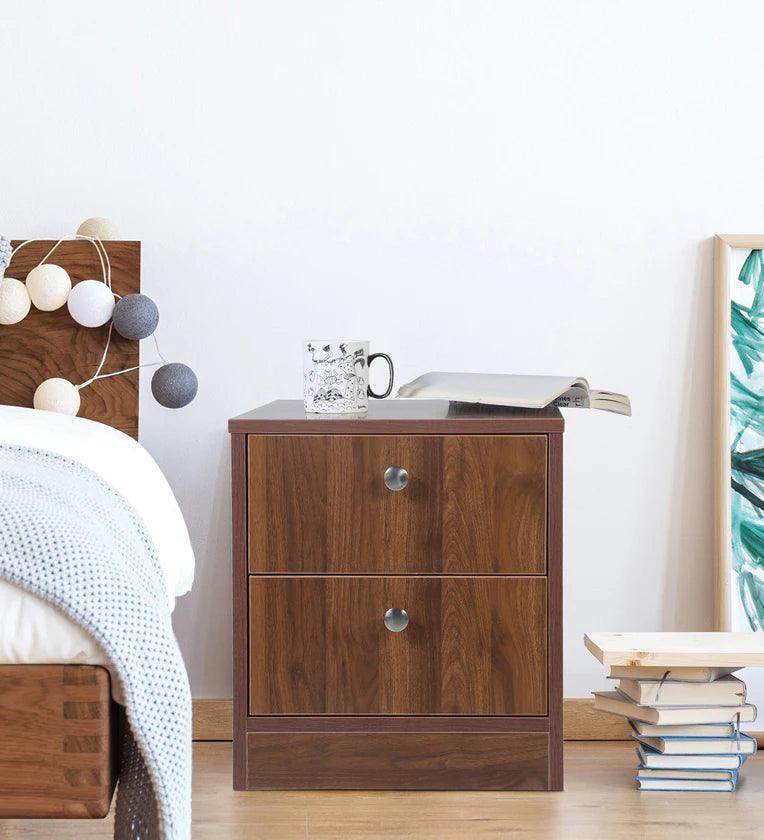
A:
[
  {"left": 617, "top": 675, "right": 746, "bottom": 706},
  {"left": 637, "top": 778, "right": 736, "bottom": 792},
  {"left": 637, "top": 767, "right": 738, "bottom": 782},
  {"left": 593, "top": 690, "right": 757, "bottom": 725},
  {"left": 633, "top": 732, "right": 756, "bottom": 756},
  {"left": 397, "top": 372, "right": 631, "bottom": 415},
  {"left": 608, "top": 665, "right": 740, "bottom": 682},
  {"left": 636, "top": 745, "right": 748, "bottom": 770},
  {"left": 630, "top": 720, "right": 742, "bottom": 738}
]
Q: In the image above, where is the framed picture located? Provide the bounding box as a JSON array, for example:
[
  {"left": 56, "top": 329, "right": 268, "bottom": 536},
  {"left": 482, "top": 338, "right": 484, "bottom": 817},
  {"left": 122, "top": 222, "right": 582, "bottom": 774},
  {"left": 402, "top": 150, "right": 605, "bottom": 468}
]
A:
[{"left": 714, "top": 234, "right": 764, "bottom": 631}]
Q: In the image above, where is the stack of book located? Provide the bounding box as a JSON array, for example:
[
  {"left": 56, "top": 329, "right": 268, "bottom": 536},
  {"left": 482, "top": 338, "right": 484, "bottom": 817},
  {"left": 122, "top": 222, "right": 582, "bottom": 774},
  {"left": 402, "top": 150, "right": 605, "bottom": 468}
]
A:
[{"left": 593, "top": 665, "right": 757, "bottom": 791}]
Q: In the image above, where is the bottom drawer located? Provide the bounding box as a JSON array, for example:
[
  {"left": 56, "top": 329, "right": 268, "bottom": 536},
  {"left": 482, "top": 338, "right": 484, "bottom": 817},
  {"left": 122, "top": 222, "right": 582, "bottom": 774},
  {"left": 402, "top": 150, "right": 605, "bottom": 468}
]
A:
[
  {"left": 249, "top": 575, "right": 548, "bottom": 715},
  {"left": 246, "top": 731, "right": 549, "bottom": 790}
]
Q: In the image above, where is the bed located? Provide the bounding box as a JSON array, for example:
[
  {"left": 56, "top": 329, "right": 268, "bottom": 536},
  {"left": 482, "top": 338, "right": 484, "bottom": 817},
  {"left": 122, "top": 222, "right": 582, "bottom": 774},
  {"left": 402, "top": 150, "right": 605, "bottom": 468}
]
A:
[{"left": 0, "top": 240, "right": 194, "bottom": 822}]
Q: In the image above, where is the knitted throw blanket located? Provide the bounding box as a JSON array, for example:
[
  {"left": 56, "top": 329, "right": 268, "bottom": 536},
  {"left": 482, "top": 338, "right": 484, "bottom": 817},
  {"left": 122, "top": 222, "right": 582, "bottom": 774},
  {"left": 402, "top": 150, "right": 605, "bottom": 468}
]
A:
[{"left": 0, "top": 445, "right": 191, "bottom": 840}]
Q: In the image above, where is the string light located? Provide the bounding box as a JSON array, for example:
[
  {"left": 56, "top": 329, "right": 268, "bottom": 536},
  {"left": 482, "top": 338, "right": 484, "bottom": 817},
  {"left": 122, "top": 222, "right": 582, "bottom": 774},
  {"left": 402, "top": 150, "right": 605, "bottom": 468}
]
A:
[{"left": 1, "top": 226, "right": 197, "bottom": 414}]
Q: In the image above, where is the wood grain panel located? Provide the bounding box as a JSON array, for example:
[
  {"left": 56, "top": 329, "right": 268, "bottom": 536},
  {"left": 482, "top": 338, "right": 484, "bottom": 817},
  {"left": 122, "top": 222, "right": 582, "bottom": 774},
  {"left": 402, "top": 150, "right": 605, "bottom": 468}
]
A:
[
  {"left": 246, "top": 715, "right": 550, "bottom": 733},
  {"left": 245, "top": 732, "right": 549, "bottom": 790},
  {"left": 547, "top": 432, "right": 563, "bottom": 789},
  {"left": 0, "top": 665, "right": 116, "bottom": 818},
  {"left": 248, "top": 435, "right": 443, "bottom": 573},
  {"left": 1, "top": 240, "right": 140, "bottom": 438},
  {"left": 442, "top": 435, "right": 546, "bottom": 573},
  {"left": 248, "top": 435, "right": 546, "bottom": 574},
  {"left": 231, "top": 433, "right": 249, "bottom": 789},
  {"left": 249, "top": 576, "right": 547, "bottom": 715}
]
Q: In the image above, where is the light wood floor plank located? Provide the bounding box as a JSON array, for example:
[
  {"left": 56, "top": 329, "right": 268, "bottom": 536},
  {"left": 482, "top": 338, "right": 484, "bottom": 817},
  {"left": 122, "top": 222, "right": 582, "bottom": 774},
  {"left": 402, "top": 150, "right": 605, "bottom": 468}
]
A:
[{"left": 0, "top": 742, "right": 761, "bottom": 839}]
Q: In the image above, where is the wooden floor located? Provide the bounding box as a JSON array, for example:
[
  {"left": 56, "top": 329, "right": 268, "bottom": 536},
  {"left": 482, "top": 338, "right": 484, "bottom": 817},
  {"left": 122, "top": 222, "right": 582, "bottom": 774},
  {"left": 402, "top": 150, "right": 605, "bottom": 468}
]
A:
[{"left": 1, "top": 742, "right": 761, "bottom": 839}]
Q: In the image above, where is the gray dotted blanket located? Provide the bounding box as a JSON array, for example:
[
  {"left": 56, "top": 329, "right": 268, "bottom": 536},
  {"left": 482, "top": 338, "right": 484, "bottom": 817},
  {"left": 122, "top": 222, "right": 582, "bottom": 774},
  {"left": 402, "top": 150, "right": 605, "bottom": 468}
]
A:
[{"left": 0, "top": 445, "right": 191, "bottom": 840}]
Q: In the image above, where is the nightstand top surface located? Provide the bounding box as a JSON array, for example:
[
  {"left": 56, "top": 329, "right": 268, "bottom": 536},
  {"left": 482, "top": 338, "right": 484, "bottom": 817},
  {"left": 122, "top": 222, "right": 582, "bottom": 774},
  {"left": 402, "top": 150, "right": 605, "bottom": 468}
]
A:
[{"left": 229, "top": 399, "right": 564, "bottom": 434}]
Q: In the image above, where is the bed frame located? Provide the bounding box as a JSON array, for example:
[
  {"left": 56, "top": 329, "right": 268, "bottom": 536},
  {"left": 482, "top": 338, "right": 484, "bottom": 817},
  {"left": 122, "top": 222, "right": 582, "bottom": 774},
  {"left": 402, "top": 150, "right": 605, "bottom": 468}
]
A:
[{"left": 0, "top": 239, "right": 140, "bottom": 819}]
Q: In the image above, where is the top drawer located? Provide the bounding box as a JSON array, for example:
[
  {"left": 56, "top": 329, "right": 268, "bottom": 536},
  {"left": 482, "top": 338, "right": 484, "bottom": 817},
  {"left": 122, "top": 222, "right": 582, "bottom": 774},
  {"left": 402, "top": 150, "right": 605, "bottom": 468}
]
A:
[{"left": 248, "top": 434, "right": 547, "bottom": 574}]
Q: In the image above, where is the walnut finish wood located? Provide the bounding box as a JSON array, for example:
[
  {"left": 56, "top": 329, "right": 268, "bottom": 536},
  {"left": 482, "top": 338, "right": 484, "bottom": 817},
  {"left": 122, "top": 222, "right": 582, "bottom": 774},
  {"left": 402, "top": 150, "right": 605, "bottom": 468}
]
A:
[
  {"left": 231, "top": 434, "right": 249, "bottom": 789},
  {"left": 246, "top": 715, "right": 549, "bottom": 732},
  {"left": 248, "top": 435, "right": 546, "bottom": 574},
  {"left": 245, "top": 732, "right": 549, "bottom": 790},
  {"left": 234, "top": 404, "right": 563, "bottom": 791},
  {"left": 230, "top": 399, "right": 564, "bottom": 435},
  {"left": 547, "top": 432, "right": 563, "bottom": 790},
  {"left": 248, "top": 576, "right": 547, "bottom": 716},
  {"left": 442, "top": 435, "right": 546, "bottom": 573},
  {"left": 0, "top": 665, "right": 115, "bottom": 818},
  {"left": 0, "top": 240, "right": 140, "bottom": 439}
]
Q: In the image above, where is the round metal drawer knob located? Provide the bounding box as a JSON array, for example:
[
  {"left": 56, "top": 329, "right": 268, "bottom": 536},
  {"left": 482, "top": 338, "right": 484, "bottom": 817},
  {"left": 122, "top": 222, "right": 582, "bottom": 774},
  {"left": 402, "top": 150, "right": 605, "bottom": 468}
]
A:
[
  {"left": 384, "top": 465, "right": 409, "bottom": 492},
  {"left": 384, "top": 607, "right": 409, "bottom": 632}
]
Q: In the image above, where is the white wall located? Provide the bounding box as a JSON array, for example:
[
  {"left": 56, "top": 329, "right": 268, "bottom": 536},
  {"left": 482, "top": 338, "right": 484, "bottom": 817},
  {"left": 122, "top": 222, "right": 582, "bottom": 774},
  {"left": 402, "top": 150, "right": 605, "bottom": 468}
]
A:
[{"left": 3, "top": 0, "right": 762, "bottom": 698}]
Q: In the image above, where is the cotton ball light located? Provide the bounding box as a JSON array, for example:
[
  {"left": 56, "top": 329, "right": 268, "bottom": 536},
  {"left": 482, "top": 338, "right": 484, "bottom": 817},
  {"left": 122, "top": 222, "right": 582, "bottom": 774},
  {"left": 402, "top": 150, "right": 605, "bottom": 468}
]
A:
[
  {"left": 67, "top": 279, "right": 115, "bottom": 327},
  {"left": 33, "top": 378, "right": 81, "bottom": 416},
  {"left": 151, "top": 363, "right": 198, "bottom": 409},
  {"left": 0, "top": 277, "right": 32, "bottom": 325},
  {"left": 26, "top": 264, "right": 71, "bottom": 311},
  {"left": 76, "top": 217, "right": 121, "bottom": 240},
  {"left": 112, "top": 293, "right": 159, "bottom": 340}
]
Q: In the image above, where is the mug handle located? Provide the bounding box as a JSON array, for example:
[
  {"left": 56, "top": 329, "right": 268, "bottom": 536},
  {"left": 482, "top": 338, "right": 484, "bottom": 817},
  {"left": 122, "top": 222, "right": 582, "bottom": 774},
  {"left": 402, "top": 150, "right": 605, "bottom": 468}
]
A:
[{"left": 367, "top": 353, "right": 394, "bottom": 399}]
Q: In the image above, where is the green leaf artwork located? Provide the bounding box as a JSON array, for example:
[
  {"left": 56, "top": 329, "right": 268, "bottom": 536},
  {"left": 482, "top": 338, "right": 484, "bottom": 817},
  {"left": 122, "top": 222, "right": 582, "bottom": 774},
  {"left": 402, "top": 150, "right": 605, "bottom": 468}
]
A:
[{"left": 731, "top": 249, "right": 764, "bottom": 630}]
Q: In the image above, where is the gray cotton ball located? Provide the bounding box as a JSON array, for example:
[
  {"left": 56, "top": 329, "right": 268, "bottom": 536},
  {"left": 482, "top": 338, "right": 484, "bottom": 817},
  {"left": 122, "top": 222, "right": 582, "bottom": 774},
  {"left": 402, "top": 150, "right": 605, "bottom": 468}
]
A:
[
  {"left": 151, "top": 363, "right": 198, "bottom": 409},
  {"left": 113, "top": 294, "right": 159, "bottom": 340}
]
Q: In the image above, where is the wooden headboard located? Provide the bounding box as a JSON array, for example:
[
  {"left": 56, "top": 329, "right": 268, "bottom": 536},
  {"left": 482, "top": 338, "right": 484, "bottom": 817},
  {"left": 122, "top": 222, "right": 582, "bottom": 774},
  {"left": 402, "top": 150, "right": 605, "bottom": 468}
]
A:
[{"left": 0, "top": 240, "right": 141, "bottom": 439}]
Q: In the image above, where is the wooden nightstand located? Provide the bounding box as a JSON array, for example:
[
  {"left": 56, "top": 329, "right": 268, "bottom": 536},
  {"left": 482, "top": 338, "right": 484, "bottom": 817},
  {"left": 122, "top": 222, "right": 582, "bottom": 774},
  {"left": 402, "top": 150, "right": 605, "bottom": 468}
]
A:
[{"left": 229, "top": 400, "right": 563, "bottom": 791}]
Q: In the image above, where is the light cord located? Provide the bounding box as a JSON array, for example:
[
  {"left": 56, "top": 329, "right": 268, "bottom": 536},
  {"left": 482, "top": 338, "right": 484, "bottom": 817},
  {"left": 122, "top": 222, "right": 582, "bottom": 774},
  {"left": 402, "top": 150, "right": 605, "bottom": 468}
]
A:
[
  {"left": 86, "top": 361, "right": 163, "bottom": 383},
  {"left": 151, "top": 331, "right": 168, "bottom": 364},
  {"left": 11, "top": 234, "right": 111, "bottom": 287},
  {"left": 76, "top": 323, "right": 114, "bottom": 389}
]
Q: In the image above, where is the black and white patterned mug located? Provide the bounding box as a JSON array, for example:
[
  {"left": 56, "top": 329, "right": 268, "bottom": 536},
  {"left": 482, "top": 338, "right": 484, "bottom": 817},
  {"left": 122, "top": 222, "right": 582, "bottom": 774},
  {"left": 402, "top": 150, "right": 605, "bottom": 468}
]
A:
[{"left": 303, "top": 340, "right": 394, "bottom": 413}]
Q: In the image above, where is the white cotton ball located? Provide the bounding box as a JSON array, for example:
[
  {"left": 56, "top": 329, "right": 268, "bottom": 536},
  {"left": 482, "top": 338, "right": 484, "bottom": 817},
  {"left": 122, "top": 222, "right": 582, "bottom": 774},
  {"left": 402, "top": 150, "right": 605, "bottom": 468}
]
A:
[
  {"left": 0, "top": 277, "right": 31, "bottom": 325},
  {"left": 67, "top": 279, "right": 115, "bottom": 327},
  {"left": 33, "top": 378, "right": 81, "bottom": 416},
  {"left": 76, "top": 217, "right": 121, "bottom": 240},
  {"left": 26, "top": 264, "right": 72, "bottom": 311}
]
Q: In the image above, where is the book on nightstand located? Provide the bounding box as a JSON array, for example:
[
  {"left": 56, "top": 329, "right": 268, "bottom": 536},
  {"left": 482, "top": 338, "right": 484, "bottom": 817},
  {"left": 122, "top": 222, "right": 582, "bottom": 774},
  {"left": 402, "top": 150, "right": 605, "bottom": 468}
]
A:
[{"left": 396, "top": 372, "right": 631, "bottom": 415}]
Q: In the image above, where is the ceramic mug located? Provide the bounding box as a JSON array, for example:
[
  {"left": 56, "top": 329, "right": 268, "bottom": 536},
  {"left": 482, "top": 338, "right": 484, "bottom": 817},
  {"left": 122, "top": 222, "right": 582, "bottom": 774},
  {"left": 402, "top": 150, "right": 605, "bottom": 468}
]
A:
[{"left": 303, "top": 340, "right": 394, "bottom": 413}]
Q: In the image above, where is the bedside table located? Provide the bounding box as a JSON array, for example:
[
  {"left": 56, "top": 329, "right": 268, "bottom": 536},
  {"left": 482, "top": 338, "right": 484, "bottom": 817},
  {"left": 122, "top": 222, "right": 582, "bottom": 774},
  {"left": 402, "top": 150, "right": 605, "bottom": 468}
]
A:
[{"left": 229, "top": 400, "right": 563, "bottom": 791}]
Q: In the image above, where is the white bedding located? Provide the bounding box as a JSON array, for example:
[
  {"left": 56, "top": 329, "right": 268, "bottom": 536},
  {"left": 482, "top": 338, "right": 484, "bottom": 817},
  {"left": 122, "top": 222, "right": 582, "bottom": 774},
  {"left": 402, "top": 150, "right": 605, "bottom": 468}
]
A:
[{"left": 0, "top": 405, "right": 194, "bottom": 699}]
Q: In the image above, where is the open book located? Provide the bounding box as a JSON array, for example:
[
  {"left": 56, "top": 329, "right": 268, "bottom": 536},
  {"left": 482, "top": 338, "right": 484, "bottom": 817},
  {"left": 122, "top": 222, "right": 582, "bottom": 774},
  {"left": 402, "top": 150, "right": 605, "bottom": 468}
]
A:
[{"left": 397, "top": 373, "right": 631, "bottom": 415}]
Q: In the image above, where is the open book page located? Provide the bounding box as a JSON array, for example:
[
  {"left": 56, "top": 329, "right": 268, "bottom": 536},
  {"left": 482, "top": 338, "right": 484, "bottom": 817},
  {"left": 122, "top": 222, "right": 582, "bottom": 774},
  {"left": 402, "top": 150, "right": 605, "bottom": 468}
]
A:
[
  {"left": 397, "top": 373, "right": 587, "bottom": 408},
  {"left": 553, "top": 387, "right": 631, "bottom": 415},
  {"left": 397, "top": 372, "right": 631, "bottom": 414}
]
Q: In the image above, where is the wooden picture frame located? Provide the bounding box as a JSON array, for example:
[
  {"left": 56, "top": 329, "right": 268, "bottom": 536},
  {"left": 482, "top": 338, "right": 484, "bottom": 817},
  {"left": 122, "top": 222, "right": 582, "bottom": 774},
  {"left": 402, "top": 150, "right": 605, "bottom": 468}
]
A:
[{"left": 714, "top": 234, "right": 764, "bottom": 630}]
